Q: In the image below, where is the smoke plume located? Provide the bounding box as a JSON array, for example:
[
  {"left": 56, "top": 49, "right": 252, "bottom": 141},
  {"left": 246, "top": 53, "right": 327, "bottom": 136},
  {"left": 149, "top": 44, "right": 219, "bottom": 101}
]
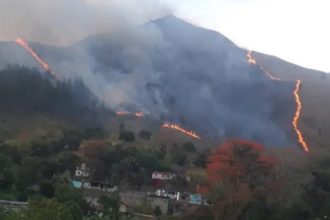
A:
[
  {"left": 0, "top": 9, "right": 295, "bottom": 147},
  {"left": 0, "top": 0, "right": 169, "bottom": 45}
]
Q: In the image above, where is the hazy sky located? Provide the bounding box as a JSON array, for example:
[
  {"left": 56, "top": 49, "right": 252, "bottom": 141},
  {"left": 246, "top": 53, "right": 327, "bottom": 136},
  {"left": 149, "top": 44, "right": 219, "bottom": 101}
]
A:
[
  {"left": 1, "top": 0, "right": 328, "bottom": 72},
  {"left": 161, "top": 0, "right": 330, "bottom": 72}
]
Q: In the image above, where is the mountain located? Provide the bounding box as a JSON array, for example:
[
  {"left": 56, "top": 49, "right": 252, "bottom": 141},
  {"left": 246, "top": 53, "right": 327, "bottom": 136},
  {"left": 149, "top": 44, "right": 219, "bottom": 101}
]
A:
[
  {"left": 0, "top": 16, "right": 307, "bottom": 147},
  {"left": 251, "top": 51, "right": 330, "bottom": 148},
  {"left": 0, "top": 65, "right": 111, "bottom": 142}
]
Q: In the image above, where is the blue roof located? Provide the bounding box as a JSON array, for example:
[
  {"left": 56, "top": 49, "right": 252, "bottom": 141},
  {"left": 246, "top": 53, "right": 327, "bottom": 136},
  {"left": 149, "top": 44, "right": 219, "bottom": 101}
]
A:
[{"left": 72, "top": 180, "right": 82, "bottom": 189}]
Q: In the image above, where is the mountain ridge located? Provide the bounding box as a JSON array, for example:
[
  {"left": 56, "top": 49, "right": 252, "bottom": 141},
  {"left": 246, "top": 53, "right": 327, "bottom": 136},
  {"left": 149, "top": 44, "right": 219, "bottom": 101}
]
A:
[{"left": 0, "top": 15, "right": 324, "bottom": 148}]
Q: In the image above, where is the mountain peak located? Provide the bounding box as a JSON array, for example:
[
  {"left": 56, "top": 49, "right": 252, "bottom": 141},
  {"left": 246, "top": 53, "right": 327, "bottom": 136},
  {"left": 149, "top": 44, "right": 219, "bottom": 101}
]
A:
[{"left": 151, "top": 15, "right": 196, "bottom": 28}]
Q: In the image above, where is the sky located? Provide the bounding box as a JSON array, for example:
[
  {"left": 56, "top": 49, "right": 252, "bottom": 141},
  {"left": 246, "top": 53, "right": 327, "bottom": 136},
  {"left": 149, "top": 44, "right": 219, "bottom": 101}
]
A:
[
  {"left": 160, "top": 0, "right": 330, "bottom": 72},
  {"left": 0, "top": 0, "right": 329, "bottom": 72}
]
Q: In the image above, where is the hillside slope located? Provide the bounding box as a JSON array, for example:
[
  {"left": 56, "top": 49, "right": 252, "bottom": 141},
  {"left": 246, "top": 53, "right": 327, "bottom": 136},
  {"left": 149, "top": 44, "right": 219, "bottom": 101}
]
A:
[
  {"left": 0, "top": 66, "right": 111, "bottom": 141},
  {"left": 0, "top": 16, "right": 299, "bottom": 147},
  {"left": 252, "top": 52, "right": 330, "bottom": 148}
]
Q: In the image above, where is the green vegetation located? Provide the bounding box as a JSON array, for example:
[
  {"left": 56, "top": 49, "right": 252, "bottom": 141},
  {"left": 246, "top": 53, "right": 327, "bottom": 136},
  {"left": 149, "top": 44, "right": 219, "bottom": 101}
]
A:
[
  {"left": 0, "top": 65, "right": 104, "bottom": 118},
  {"left": 1, "top": 65, "right": 330, "bottom": 220}
]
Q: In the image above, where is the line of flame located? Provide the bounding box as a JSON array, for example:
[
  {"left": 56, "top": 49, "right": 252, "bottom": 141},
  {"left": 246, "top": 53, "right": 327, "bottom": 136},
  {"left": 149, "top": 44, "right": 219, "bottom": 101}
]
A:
[
  {"left": 292, "top": 80, "right": 309, "bottom": 152},
  {"left": 15, "top": 38, "right": 61, "bottom": 80},
  {"left": 161, "top": 123, "right": 201, "bottom": 140},
  {"left": 247, "top": 50, "right": 281, "bottom": 81},
  {"left": 247, "top": 50, "right": 309, "bottom": 151},
  {"left": 116, "top": 111, "right": 144, "bottom": 118}
]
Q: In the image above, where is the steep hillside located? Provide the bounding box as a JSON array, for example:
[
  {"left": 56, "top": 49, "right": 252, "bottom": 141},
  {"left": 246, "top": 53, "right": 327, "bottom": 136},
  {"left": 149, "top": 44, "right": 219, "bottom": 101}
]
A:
[
  {"left": 252, "top": 51, "right": 330, "bottom": 148},
  {"left": 0, "top": 66, "right": 110, "bottom": 141},
  {"left": 0, "top": 16, "right": 298, "bottom": 147}
]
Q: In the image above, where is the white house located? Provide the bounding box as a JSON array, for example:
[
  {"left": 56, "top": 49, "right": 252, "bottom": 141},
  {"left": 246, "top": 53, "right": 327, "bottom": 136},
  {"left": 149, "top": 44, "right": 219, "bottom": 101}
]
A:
[{"left": 152, "top": 172, "right": 176, "bottom": 180}]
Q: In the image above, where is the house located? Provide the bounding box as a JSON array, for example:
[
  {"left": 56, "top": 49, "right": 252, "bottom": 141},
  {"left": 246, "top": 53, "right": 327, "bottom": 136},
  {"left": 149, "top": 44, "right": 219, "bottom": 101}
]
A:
[
  {"left": 152, "top": 172, "right": 176, "bottom": 180},
  {"left": 75, "top": 163, "right": 90, "bottom": 178},
  {"left": 119, "top": 202, "right": 129, "bottom": 214},
  {"left": 189, "top": 194, "right": 207, "bottom": 205},
  {"left": 72, "top": 180, "right": 118, "bottom": 193},
  {"left": 152, "top": 172, "right": 176, "bottom": 187},
  {"left": 148, "top": 190, "right": 180, "bottom": 201}
]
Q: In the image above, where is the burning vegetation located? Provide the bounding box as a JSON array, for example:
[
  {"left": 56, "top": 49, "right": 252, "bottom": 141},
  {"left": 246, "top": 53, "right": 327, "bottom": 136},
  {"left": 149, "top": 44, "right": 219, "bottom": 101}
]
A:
[
  {"left": 116, "top": 111, "right": 144, "bottom": 118},
  {"left": 15, "top": 38, "right": 61, "bottom": 80},
  {"left": 247, "top": 50, "right": 309, "bottom": 152},
  {"left": 247, "top": 50, "right": 280, "bottom": 81},
  {"left": 292, "top": 80, "right": 309, "bottom": 152},
  {"left": 161, "top": 123, "right": 201, "bottom": 140}
]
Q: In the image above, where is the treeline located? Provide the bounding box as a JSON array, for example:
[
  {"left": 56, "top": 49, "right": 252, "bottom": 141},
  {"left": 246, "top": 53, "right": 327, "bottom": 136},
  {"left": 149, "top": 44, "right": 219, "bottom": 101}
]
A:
[
  {"left": 0, "top": 122, "right": 200, "bottom": 219},
  {"left": 0, "top": 65, "right": 108, "bottom": 122},
  {"left": 81, "top": 138, "right": 198, "bottom": 189},
  {"left": 0, "top": 127, "right": 111, "bottom": 220},
  {"left": 187, "top": 141, "right": 330, "bottom": 220}
]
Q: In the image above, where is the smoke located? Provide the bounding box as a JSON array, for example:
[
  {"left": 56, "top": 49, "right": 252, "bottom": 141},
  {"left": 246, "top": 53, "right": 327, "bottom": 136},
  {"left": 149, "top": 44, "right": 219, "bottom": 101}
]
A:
[
  {"left": 0, "top": 11, "right": 295, "bottom": 147},
  {"left": 0, "top": 0, "right": 170, "bottom": 45},
  {"left": 41, "top": 16, "right": 293, "bottom": 146}
]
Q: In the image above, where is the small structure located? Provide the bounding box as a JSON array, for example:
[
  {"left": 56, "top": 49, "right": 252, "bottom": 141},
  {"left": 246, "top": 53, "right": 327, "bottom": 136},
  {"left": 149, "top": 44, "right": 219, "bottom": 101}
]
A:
[
  {"left": 148, "top": 190, "right": 180, "bottom": 201},
  {"left": 75, "top": 163, "right": 90, "bottom": 178},
  {"left": 152, "top": 172, "right": 176, "bottom": 181},
  {"left": 189, "top": 194, "right": 206, "bottom": 205},
  {"left": 119, "top": 202, "right": 129, "bottom": 214},
  {"left": 152, "top": 172, "right": 176, "bottom": 187},
  {"left": 72, "top": 180, "right": 118, "bottom": 193},
  {"left": 0, "top": 200, "right": 28, "bottom": 211}
]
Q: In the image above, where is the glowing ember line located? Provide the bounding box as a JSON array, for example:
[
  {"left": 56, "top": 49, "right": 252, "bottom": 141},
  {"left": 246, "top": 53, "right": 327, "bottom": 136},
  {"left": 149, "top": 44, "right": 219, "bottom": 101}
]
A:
[
  {"left": 247, "top": 50, "right": 309, "bottom": 151},
  {"left": 15, "top": 38, "right": 60, "bottom": 80},
  {"left": 161, "top": 123, "right": 201, "bottom": 140},
  {"left": 246, "top": 50, "right": 257, "bottom": 65},
  {"left": 260, "top": 66, "right": 281, "bottom": 81},
  {"left": 292, "top": 80, "right": 309, "bottom": 152},
  {"left": 247, "top": 50, "right": 280, "bottom": 81},
  {"left": 116, "top": 111, "right": 144, "bottom": 118}
]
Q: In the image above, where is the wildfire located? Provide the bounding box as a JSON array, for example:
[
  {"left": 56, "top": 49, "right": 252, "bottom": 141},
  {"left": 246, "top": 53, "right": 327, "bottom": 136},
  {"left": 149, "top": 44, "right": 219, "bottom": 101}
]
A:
[
  {"left": 15, "top": 38, "right": 60, "bottom": 80},
  {"left": 161, "top": 123, "right": 201, "bottom": 140},
  {"left": 292, "top": 80, "right": 309, "bottom": 152},
  {"left": 247, "top": 50, "right": 280, "bottom": 81},
  {"left": 246, "top": 50, "right": 257, "bottom": 65},
  {"left": 116, "top": 111, "right": 144, "bottom": 118},
  {"left": 247, "top": 50, "right": 309, "bottom": 151}
]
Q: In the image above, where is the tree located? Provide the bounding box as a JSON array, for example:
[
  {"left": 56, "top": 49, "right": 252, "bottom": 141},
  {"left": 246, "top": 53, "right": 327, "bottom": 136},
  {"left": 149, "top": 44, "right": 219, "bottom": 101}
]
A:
[
  {"left": 15, "top": 157, "right": 40, "bottom": 191},
  {"left": 27, "top": 198, "right": 74, "bottom": 220},
  {"left": 65, "top": 201, "right": 83, "bottom": 220},
  {"left": 173, "top": 151, "right": 187, "bottom": 166},
  {"left": 206, "top": 140, "right": 276, "bottom": 220},
  {"left": 182, "top": 142, "right": 196, "bottom": 153},
  {"left": 0, "top": 208, "right": 26, "bottom": 220},
  {"left": 138, "top": 130, "right": 151, "bottom": 140},
  {"left": 39, "top": 181, "right": 55, "bottom": 198},
  {"left": 81, "top": 140, "right": 107, "bottom": 159},
  {"left": 154, "top": 206, "right": 162, "bottom": 218},
  {"left": 0, "top": 153, "right": 14, "bottom": 188},
  {"left": 99, "top": 194, "right": 120, "bottom": 220},
  {"left": 54, "top": 184, "right": 87, "bottom": 211},
  {"left": 119, "top": 130, "right": 135, "bottom": 142}
]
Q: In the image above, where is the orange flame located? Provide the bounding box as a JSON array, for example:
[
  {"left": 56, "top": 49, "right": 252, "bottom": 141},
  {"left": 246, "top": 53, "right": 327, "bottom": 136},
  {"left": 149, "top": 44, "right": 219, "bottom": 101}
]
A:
[
  {"left": 161, "top": 123, "right": 201, "bottom": 140},
  {"left": 15, "top": 38, "right": 60, "bottom": 80},
  {"left": 247, "top": 50, "right": 280, "bottom": 81},
  {"left": 292, "top": 80, "right": 309, "bottom": 152},
  {"left": 116, "top": 111, "right": 143, "bottom": 118},
  {"left": 247, "top": 50, "right": 309, "bottom": 151},
  {"left": 246, "top": 50, "right": 257, "bottom": 65}
]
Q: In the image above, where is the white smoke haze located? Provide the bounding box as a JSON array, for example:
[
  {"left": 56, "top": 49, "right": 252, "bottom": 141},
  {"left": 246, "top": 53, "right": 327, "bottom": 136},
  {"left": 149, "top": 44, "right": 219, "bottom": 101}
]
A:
[
  {"left": 0, "top": 0, "right": 170, "bottom": 45},
  {"left": 0, "top": 1, "right": 296, "bottom": 147}
]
